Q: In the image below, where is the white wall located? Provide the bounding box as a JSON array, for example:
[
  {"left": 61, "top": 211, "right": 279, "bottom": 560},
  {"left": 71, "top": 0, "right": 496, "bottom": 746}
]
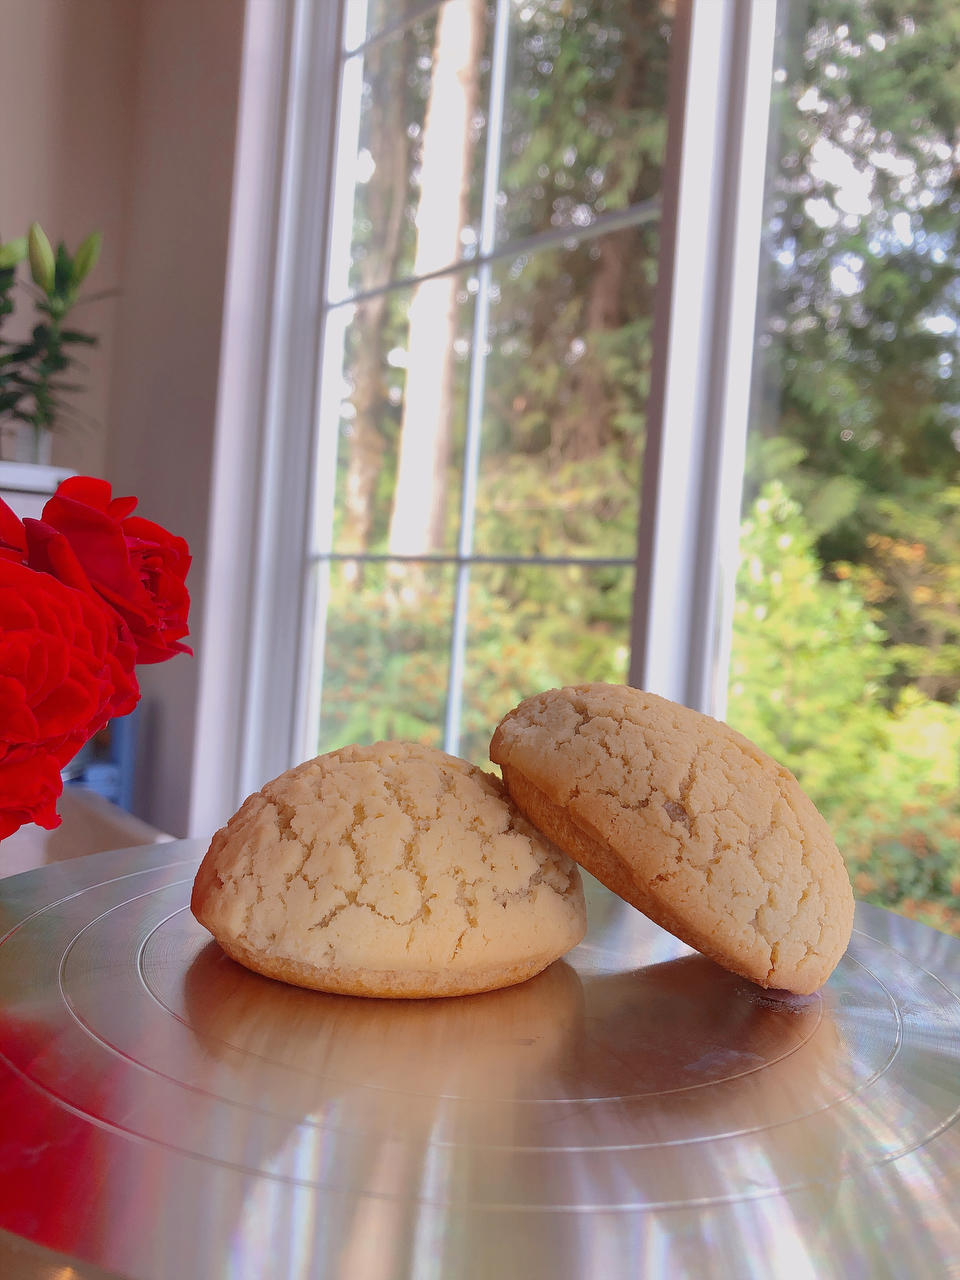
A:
[
  {"left": 0, "top": 0, "right": 140, "bottom": 478},
  {"left": 1, "top": 0, "right": 249, "bottom": 837},
  {"left": 107, "top": 1, "right": 247, "bottom": 834}
]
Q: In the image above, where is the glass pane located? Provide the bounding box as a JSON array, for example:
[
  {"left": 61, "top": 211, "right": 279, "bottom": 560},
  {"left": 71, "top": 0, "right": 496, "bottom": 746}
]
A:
[
  {"left": 728, "top": 2, "right": 960, "bottom": 937},
  {"left": 317, "top": 560, "right": 455, "bottom": 754},
  {"left": 345, "top": 0, "right": 443, "bottom": 53},
  {"left": 474, "top": 234, "right": 656, "bottom": 559},
  {"left": 457, "top": 563, "right": 634, "bottom": 766},
  {"left": 332, "top": 1, "right": 492, "bottom": 301},
  {"left": 497, "top": 1, "right": 672, "bottom": 245},
  {"left": 328, "top": 270, "right": 475, "bottom": 557}
]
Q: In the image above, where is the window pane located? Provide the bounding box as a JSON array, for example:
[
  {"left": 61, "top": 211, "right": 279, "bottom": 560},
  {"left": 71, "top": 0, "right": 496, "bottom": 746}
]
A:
[
  {"left": 474, "top": 235, "right": 656, "bottom": 559},
  {"left": 306, "top": 0, "right": 674, "bottom": 767},
  {"left": 497, "top": 2, "right": 672, "bottom": 246},
  {"left": 317, "top": 560, "right": 455, "bottom": 754},
  {"left": 328, "top": 270, "right": 475, "bottom": 557},
  {"left": 457, "top": 563, "right": 634, "bottom": 765},
  {"left": 345, "top": 0, "right": 443, "bottom": 53},
  {"left": 334, "top": 2, "right": 492, "bottom": 300},
  {"left": 729, "top": 2, "right": 960, "bottom": 937}
]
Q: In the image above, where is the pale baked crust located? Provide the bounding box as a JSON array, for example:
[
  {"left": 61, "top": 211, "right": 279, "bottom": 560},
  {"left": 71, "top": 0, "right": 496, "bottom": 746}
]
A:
[
  {"left": 200, "top": 927, "right": 567, "bottom": 999},
  {"left": 192, "top": 741, "right": 587, "bottom": 998},
  {"left": 490, "top": 684, "right": 855, "bottom": 995}
]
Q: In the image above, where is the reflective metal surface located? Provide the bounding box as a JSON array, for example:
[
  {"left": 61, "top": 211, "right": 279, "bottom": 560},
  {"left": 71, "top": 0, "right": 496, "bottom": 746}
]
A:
[{"left": 1, "top": 841, "right": 959, "bottom": 1279}]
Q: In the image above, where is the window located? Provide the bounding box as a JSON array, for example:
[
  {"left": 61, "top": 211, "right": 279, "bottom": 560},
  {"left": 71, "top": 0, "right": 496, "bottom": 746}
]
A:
[
  {"left": 304, "top": 0, "right": 675, "bottom": 766},
  {"left": 728, "top": 1, "right": 960, "bottom": 936},
  {"left": 239, "top": 0, "right": 774, "bottom": 787},
  {"left": 233, "top": 0, "right": 960, "bottom": 936}
]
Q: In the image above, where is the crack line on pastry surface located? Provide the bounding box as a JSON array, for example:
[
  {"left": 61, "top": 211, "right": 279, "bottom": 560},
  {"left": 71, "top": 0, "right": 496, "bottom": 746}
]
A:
[
  {"left": 508, "top": 692, "right": 842, "bottom": 966},
  {"left": 210, "top": 746, "right": 582, "bottom": 972}
]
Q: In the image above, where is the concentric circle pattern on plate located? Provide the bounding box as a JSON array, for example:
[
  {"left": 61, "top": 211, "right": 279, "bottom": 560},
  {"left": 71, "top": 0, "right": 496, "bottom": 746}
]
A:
[
  {"left": 1, "top": 843, "right": 959, "bottom": 1278},
  {"left": 2, "top": 855, "right": 958, "bottom": 1211}
]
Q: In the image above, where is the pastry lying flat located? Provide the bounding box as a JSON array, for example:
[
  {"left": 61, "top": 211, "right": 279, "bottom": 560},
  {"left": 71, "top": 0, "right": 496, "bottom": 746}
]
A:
[
  {"left": 191, "top": 741, "right": 587, "bottom": 998},
  {"left": 490, "top": 684, "right": 855, "bottom": 995}
]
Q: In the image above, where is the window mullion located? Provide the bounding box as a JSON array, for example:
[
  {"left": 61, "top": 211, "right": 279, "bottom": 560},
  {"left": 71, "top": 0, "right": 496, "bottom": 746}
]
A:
[
  {"left": 701, "top": 0, "right": 778, "bottom": 721},
  {"left": 297, "top": 23, "right": 369, "bottom": 765},
  {"left": 629, "top": 0, "right": 776, "bottom": 716},
  {"left": 326, "top": 197, "right": 660, "bottom": 309},
  {"left": 238, "top": 0, "right": 345, "bottom": 799},
  {"left": 443, "top": 0, "right": 512, "bottom": 755}
]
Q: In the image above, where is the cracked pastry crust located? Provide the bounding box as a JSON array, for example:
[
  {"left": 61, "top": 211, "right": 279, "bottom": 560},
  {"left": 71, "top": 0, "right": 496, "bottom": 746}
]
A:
[
  {"left": 191, "top": 742, "right": 587, "bottom": 998},
  {"left": 489, "top": 684, "right": 855, "bottom": 995}
]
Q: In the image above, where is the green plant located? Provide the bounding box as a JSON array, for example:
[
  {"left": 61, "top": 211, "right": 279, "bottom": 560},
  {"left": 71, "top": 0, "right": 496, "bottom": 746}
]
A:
[
  {"left": 0, "top": 235, "right": 27, "bottom": 418},
  {"left": 1, "top": 222, "right": 102, "bottom": 462},
  {"left": 834, "top": 792, "right": 960, "bottom": 936}
]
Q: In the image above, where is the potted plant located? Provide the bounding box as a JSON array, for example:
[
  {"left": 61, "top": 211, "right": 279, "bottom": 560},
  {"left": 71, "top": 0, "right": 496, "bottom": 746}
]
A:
[
  {"left": 0, "top": 223, "right": 102, "bottom": 513},
  {"left": 0, "top": 233, "right": 27, "bottom": 421}
]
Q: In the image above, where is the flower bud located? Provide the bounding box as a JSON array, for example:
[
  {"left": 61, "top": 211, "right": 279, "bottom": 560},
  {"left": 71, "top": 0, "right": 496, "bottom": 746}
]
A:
[
  {"left": 28, "top": 223, "right": 56, "bottom": 293},
  {"left": 71, "top": 231, "right": 102, "bottom": 287},
  {"left": 0, "top": 237, "right": 27, "bottom": 269}
]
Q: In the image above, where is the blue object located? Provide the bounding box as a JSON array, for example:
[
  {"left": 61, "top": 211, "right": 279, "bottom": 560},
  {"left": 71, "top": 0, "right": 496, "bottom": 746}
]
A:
[{"left": 64, "top": 707, "right": 139, "bottom": 812}]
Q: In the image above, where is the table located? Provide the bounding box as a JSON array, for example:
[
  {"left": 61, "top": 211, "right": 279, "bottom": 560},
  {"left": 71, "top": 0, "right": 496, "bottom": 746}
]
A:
[{"left": 1, "top": 841, "right": 958, "bottom": 1278}]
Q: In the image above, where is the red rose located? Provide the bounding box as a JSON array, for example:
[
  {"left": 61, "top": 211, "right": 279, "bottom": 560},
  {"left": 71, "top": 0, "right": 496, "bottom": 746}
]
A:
[
  {"left": 23, "top": 518, "right": 140, "bottom": 721},
  {"left": 0, "top": 750, "right": 64, "bottom": 842},
  {"left": 40, "top": 476, "right": 192, "bottom": 664},
  {"left": 0, "top": 558, "right": 139, "bottom": 839},
  {"left": 0, "top": 496, "right": 26, "bottom": 562}
]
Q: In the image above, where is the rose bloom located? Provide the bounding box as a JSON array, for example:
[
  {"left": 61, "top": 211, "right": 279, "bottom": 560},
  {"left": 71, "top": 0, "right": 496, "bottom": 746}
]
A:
[
  {"left": 40, "top": 476, "right": 191, "bottom": 664},
  {"left": 0, "top": 479, "right": 190, "bottom": 840},
  {"left": 21, "top": 518, "right": 140, "bottom": 714},
  {"left": 0, "top": 558, "right": 139, "bottom": 839}
]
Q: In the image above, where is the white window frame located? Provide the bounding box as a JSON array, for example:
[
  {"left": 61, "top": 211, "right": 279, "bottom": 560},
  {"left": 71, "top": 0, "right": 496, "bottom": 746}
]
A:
[
  {"left": 189, "top": 0, "right": 776, "bottom": 836},
  {"left": 630, "top": 0, "right": 776, "bottom": 716}
]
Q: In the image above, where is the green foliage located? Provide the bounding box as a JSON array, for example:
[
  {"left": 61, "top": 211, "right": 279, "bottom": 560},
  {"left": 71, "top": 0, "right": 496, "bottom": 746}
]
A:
[
  {"left": 729, "top": 1, "right": 960, "bottom": 935},
  {"left": 840, "top": 485, "right": 960, "bottom": 702},
  {"left": 457, "top": 567, "right": 630, "bottom": 763},
  {"left": 500, "top": 2, "right": 671, "bottom": 232},
  {"left": 319, "top": 557, "right": 630, "bottom": 768},
  {"left": 727, "top": 482, "right": 895, "bottom": 813},
  {"left": 756, "top": 0, "right": 960, "bottom": 567},
  {"left": 0, "top": 235, "right": 27, "bottom": 417},
  {"left": 319, "top": 566, "right": 452, "bottom": 751},
  {"left": 728, "top": 483, "right": 960, "bottom": 933},
  {"left": 742, "top": 434, "right": 865, "bottom": 538},
  {"left": 728, "top": 482, "right": 960, "bottom": 814},
  {"left": 0, "top": 222, "right": 102, "bottom": 459},
  {"left": 473, "top": 445, "right": 641, "bottom": 560},
  {"left": 328, "top": 0, "right": 960, "bottom": 936},
  {"left": 838, "top": 794, "right": 960, "bottom": 937}
]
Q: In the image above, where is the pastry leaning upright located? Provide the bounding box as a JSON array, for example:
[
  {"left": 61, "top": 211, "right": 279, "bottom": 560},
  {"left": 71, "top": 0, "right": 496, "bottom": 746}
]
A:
[
  {"left": 191, "top": 741, "right": 587, "bottom": 998},
  {"left": 490, "top": 683, "right": 855, "bottom": 995}
]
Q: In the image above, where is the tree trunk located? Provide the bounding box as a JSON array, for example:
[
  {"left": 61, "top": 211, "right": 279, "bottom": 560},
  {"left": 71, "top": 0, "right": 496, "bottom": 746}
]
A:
[
  {"left": 387, "top": 0, "right": 484, "bottom": 559},
  {"left": 559, "top": 226, "right": 633, "bottom": 461},
  {"left": 556, "top": 13, "right": 651, "bottom": 462},
  {"left": 342, "top": 34, "right": 412, "bottom": 577}
]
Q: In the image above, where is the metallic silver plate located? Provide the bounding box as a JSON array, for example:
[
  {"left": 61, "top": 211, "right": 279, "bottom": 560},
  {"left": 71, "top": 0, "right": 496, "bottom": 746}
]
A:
[{"left": 1, "top": 841, "right": 959, "bottom": 1279}]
